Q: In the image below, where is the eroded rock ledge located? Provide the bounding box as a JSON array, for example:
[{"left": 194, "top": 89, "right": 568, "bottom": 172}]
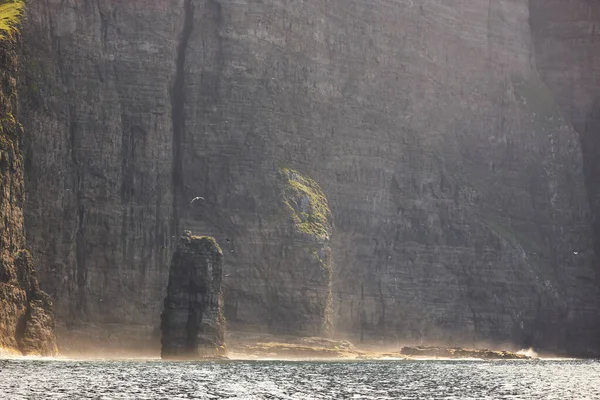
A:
[
  {"left": 227, "top": 335, "right": 532, "bottom": 360},
  {"left": 400, "top": 346, "right": 530, "bottom": 360},
  {"left": 160, "top": 232, "right": 226, "bottom": 360}
]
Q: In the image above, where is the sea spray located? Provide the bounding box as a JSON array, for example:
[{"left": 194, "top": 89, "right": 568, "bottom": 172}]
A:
[{"left": 517, "top": 348, "right": 539, "bottom": 358}]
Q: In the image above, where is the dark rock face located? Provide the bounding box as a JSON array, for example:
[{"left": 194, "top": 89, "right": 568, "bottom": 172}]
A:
[
  {"left": 17, "top": 0, "right": 600, "bottom": 356},
  {"left": 529, "top": 2, "right": 600, "bottom": 259},
  {"left": 224, "top": 168, "right": 334, "bottom": 337},
  {"left": 529, "top": 0, "right": 600, "bottom": 355},
  {"left": 19, "top": 1, "right": 180, "bottom": 350},
  {"left": 0, "top": 8, "right": 57, "bottom": 356},
  {"left": 161, "top": 233, "right": 225, "bottom": 359}
]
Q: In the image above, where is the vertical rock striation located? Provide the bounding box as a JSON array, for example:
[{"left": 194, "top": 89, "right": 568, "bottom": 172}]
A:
[
  {"left": 529, "top": 0, "right": 600, "bottom": 355},
  {"left": 170, "top": 0, "right": 195, "bottom": 240},
  {"left": 161, "top": 233, "right": 225, "bottom": 359},
  {"left": 529, "top": 1, "right": 600, "bottom": 261},
  {"left": 0, "top": 0, "right": 56, "bottom": 356},
  {"left": 20, "top": 0, "right": 181, "bottom": 350},
  {"left": 223, "top": 168, "right": 334, "bottom": 337},
  {"left": 18, "top": 0, "right": 600, "bottom": 356}
]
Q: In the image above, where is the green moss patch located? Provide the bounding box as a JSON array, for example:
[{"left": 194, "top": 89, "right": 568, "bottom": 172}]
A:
[
  {"left": 280, "top": 168, "right": 333, "bottom": 240},
  {"left": 0, "top": 0, "right": 24, "bottom": 41}
]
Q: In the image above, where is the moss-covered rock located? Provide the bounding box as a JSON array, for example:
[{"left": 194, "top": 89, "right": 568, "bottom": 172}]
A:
[
  {"left": 280, "top": 168, "right": 333, "bottom": 240},
  {"left": 221, "top": 167, "right": 335, "bottom": 338},
  {"left": 0, "top": 0, "right": 24, "bottom": 41},
  {"left": 269, "top": 168, "right": 334, "bottom": 336}
]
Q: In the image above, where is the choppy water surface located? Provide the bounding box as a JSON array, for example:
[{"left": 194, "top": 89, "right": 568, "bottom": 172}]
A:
[{"left": 1, "top": 358, "right": 599, "bottom": 399}]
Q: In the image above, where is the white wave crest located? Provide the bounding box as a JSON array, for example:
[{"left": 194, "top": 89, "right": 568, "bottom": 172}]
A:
[{"left": 517, "top": 348, "right": 539, "bottom": 358}]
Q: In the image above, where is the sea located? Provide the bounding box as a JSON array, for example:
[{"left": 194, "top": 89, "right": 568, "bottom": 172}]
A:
[{"left": 0, "top": 358, "right": 599, "bottom": 399}]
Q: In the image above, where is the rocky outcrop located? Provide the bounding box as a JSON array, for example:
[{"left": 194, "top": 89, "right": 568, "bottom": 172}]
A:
[
  {"left": 161, "top": 233, "right": 225, "bottom": 359},
  {"left": 231, "top": 336, "right": 357, "bottom": 360},
  {"left": 224, "top": 167, "right": 334, "bottom": 337},
  {"left": 400, "top": 346, "right": 530, "bottom": 360},
  {"left": 12, "top": 250, "right": 57, "bottom": 356},
  {"left": 17, "top": 0, "right": 600, "bottom": 356},
  {"left": 0, "top": 0, "right": 56, "bottom": 356}
]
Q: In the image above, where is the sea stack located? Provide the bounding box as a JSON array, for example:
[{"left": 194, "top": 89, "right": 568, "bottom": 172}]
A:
[{"left": 160, "top": 232, "right": 226, "bottom": 360}]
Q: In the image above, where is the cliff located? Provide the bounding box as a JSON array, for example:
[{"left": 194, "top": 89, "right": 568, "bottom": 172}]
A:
[
  {"left": 17, "top": 0, "right": 600, "bottom": 356},
  {"left": 529, "top": 1, "right": 600, "bottom": 261},
  {"left": 0, "top": 0, "right": 56, "bottom": 356},
  {"left": 529, "top": 0, "right": 600, "bottom": 355},
  {"left": 161, "top": 233, "right": 225, "bottom": 359}
]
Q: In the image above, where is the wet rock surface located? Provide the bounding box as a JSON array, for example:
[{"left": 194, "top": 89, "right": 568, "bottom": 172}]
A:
[
  {"left": 400, "top": 346, "right": 530, "bottom": 360},
  {"left": 161, "top": 233, "right": 226, "bottom": 360},
  {"left": 229, "top": 336, "right": 531, "bottom": 360}
]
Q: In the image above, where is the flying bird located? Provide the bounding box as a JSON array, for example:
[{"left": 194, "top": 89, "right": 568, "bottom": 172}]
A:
[
  {"left": 573, "top": 251, "right": 579, "bottom": 255},
  {"left": 225, "top": 238, "right": 231, "bottom": 243},
  {"left": 190, "top": 196, "right": 205, "bottom": 205}
]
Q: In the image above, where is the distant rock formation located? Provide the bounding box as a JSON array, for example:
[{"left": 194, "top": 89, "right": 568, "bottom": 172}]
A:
[{"left": 161, "top": 233, "right": 226, "bottom": 360}]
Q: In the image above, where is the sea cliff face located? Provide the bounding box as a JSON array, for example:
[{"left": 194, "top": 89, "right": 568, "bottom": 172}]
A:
[
  {"left": 0, "top": 0, "right": 56, "bottom": 356},
  {"left": 529, "top": 0, "right": 600, "bottom": 355},
  {"left": 529, "top": 0, "right": 600, "bottom": 265},
  {"left": 18, "top": 0, "right": 600, "bottom": 356}
]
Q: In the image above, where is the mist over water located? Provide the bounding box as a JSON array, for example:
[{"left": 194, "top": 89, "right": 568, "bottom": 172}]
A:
[{"left": 1, "top": 359, "right": 598, "bottom": 399}]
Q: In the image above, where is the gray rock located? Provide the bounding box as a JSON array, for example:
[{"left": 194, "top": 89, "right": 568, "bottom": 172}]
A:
[
  {"left": 400, "top": 346, "right": 530, "bottom": 360},
  {"left": 224, "top": 167, "right": 334, "bottom": 337},
  {"left": 16, "top": 0, "right": 600, "bottom": 356},
  {"left": 161, "top": 233, "right": 225, "bottom": 360},
  {"left": 0, "top": 21, "right": 57, "bottom": 356},
  {"left": 529, "top": 0, "right": 600, "bottom": 356}
]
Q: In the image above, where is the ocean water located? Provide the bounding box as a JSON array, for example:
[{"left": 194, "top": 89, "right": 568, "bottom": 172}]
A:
[{"left": 0, "top": 358, "right": 599, "bottom": 399}]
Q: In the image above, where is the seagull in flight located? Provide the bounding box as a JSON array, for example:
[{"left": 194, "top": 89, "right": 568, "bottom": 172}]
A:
[{"left": 190, "top": 196, "right": 205, "bottom": 205}]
